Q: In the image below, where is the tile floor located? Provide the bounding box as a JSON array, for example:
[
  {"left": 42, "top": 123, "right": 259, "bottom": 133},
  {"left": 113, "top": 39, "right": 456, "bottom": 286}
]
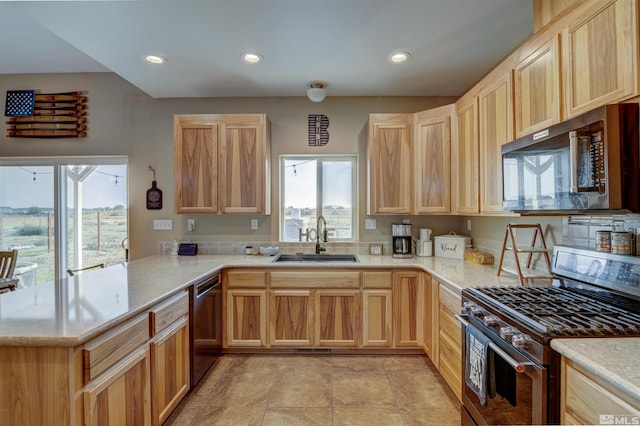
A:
[{"left": 166, "top": 354, "right": 461, "bottom": 425}]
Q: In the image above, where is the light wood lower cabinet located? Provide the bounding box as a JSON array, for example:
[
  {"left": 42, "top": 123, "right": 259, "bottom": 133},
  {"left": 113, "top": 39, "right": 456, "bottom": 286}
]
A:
[
  {"left": 362, "top": 289, "right": 393, "bottom": 346},
  {"left": 436, "top": 281, "right": 462, "bottom": 401},
  {"left": 149, "top": 292, "right": 190, "bottom": 425},
  {"left": 561, "top": 357, "right": 640, "bottom": 424},
  {"left": 270, "top": 290, "right": 314, "bottom": 346},
  {"left": 393, "top": 271, "right": 423, "bottom": 347},
  {"left": 226, "top": 289, "right": 267, "bottom": 347},
  {"left": 83, "top": 346, "right": 152, "bottom": 426},
  {"left": 317, "top": 290, "right": 360, "bottom": 346}
]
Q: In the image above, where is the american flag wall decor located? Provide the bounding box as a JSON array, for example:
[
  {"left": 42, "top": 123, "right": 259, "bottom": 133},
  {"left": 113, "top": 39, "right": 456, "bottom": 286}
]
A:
[
  {"left": 308, "top": 114, "right": 329, "bottom": 146},
  {"left": 4, "top": 91, "right": 88, "bottom": 138}
]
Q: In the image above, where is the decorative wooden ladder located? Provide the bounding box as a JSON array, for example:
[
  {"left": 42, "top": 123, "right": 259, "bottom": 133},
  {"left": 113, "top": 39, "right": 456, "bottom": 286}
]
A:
[{"left": 497, "top": 223, "right": 552, "bottom": 286}]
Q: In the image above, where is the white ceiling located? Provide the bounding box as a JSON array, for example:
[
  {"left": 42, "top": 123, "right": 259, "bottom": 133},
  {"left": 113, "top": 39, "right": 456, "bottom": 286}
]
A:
[{"left": 0, "top": 0, "right": 533, "bottom": 99}]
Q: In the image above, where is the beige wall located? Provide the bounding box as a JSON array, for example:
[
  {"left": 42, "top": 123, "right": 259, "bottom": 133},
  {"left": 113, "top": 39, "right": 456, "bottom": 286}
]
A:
[{"left": 2, "top": 73, "right": 469, "bottom": 258}]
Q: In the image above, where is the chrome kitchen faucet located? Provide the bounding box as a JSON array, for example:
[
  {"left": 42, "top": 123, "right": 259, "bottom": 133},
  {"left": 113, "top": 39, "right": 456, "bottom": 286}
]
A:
[{"left": 315, "top": 215, "right": 328, "bottom": 254}]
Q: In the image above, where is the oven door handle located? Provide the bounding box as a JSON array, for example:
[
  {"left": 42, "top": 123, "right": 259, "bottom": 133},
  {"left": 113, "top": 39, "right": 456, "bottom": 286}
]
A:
[{"left": 456, "top": 314, "right": 535, "bottom": 373}]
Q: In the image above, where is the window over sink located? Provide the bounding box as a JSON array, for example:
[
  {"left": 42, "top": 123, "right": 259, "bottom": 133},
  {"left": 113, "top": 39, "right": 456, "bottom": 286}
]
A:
[{"left": 279, "top": 155, "right": 357, "bottom": 242}]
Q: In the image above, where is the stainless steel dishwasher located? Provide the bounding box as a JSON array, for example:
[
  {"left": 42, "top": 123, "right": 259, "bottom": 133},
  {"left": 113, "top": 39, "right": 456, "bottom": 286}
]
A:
[{"left": 189, "top": 272, "right": 222, "bottom": 388}]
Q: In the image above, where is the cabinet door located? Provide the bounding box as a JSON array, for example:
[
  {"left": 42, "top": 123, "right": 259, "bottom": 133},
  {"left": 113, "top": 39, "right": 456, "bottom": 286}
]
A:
[
  {"left": 174, "top": 115, "right": 219, "bottom": 214},
  {"left": 454, "top": 96, "right": 480, "bottom": 214},
  {"left": 422, "top": 273, "right": 434, "bottom": 358},
  {"left": 367, "top": 114, "right": 413, "bottom": 214},
  {"left": 479, "top": 71, "right": 514, "bottom": 213},
  {"left": 150, "top": 317, "right": 190, "bottom": 426},
  {"left": 563, "top": 0, "right": 638, "bottom": 117},
  {"left": 270, "top": 290, "right": 314, "bottom": 346},
  {"left": 84, "top": 346, "right": 151, "bottom": 426},
  {"left": 218, "top": 115, "right": 270, "bottom": 214},
  {"left": 316, "top": 290, "right": 360, "bottom": 346},
  {"left": 438, "top": 283, "right": 462, "bottom": 401},
  {"left": 413, "top": 105, "right": 453, "bottom": 214},
  {"left": 393, "top": 271, "right": 422, "bottom": 347},
  {"left": 362, "top": 290, "right": 392, "bottom": 347},
  {"left": 226, "top": 289, "right": 267, "bottom": 347},
  {"left": 514, "top": 35, "right": 561, "bottom": 138}
]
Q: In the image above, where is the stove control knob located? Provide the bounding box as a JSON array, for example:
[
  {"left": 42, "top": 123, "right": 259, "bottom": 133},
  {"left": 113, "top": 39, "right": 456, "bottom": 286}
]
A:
[
  {"left": 470, "top": 306, "right": 485, "bottom": 316},
  {"left": 512, "top": 333, "right": 532, "bottom": 349},
  {"left": 500, "top": 326, "right": 519, "bottom": 340},
  {"left": 462, "top": 301, "right": 476, "bottom": 313},
  {"left": 483, "top": 315, "right": 501, "bottom": 327}
]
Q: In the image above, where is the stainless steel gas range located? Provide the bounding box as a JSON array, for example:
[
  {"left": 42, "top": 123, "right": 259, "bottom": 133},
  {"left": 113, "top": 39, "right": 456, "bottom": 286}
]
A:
[{"left": 459, "top": 245, "right": 640, "bottom": 425}]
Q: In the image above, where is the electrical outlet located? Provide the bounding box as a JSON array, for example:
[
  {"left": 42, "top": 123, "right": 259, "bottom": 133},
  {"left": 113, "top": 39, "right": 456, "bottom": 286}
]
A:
[
  {"left": 365, "top": 219, "right": 377, "bottom": 230},
  {"left": 251, "top": 219, "right": 259, "bottom": 230},
  {"left": 153, "top": 219, "right": 172, "bottom": 230},
  {"left": 467, "top": 219, "right": 472, "bottom": 231},
  {"left": 187, "top": 219, "right": 195, "bottom": 232}
]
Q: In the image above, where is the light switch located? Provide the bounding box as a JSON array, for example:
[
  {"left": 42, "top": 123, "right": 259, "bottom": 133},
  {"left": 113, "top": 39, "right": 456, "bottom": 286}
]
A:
[
  {"left": 365, "top": 219, "right": 376, "bottom": 230},
  {"left": 153, "top": 219, "right": 172, "bottom": 230}
]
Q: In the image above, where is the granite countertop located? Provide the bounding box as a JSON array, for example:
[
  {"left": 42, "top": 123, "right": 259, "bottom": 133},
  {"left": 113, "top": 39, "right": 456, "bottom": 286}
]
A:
[
  {"left": 551, "top": 338, "right": 640, "bottom": 405},
  {"left": 0, "top": 253, "right": 523, "bottom": 347}
]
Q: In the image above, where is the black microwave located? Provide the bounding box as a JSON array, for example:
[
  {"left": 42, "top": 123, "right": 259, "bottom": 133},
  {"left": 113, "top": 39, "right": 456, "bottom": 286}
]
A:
[{"left": 502, "top": 104, "right": 639, "bottom": 212}]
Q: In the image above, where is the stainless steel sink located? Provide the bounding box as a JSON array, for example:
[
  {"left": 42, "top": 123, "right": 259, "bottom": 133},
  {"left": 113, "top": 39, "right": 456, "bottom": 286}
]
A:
[{"left": 272, "top": 254, "right": 359, "bottom": 263}]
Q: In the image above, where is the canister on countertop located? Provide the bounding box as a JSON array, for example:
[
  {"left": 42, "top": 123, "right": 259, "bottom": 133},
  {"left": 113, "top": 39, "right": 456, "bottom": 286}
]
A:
[
  {"left": 611, "top": 231, "right": 632, "bottom": 255},
  {"left": 595, "top": 230, "right": 611, "bottom": 252}
]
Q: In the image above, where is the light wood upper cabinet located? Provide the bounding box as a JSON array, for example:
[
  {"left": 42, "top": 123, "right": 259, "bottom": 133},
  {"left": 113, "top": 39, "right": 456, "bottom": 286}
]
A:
[
  {"left": 174, "top": 116, "right": 218, "bottom": 214},
  {"left": 478, "top": 70, "right": 514, "bottom": 213},
  {"left": 413, "top": 104, "right": 453, "bottom": 214},
  {"left": 174, "top": 114, "right": 271, "bottom": 214},
  {"left": 367, "top": 114, "right": 413, "bottom": 215},
  {"left": 514, "top": 34, "right": 562, "bottom": 138},
  {"left": 562, "top": 0, "right": 639, "bottom": 118},
  {"left": 454, "top": 95, "right": 480, "bottom": 215},
  {"left": 219, "top": 115, "right": 271, "bottom": 214}
]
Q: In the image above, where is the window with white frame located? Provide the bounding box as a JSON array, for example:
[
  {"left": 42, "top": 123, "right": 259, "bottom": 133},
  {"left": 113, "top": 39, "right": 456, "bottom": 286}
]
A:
[
  {"left": 280, "top": 155, "right": 357, "bottom": 242},
  {"left": 0, "top": 158, "right": 128, "bottom": 286}
]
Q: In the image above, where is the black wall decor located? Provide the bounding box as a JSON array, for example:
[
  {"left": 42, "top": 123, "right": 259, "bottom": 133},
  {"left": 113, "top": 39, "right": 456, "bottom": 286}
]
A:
[{"left": 308, "top": 114, "right": 329, "bottom": 146}]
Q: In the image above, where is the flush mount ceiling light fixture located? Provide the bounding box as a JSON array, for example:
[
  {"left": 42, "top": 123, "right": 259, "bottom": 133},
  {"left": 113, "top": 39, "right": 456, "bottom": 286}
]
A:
[
  {"left": 242, "top": 52, "right": 263, "bottom": 64},
  {"left": 144, "top": 54, "right": 167, "bottom": 64},
  {"left": 389, "top": 51, "right": 411, "bottom": 63},
  {"left": 307, "top": 82, "right": 326, "bottom": 103}
]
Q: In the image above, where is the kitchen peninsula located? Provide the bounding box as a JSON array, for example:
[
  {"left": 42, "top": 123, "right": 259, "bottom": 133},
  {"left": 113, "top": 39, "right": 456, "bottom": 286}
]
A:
[{"left": 0, "top": 253, "right": 519, "bottom": 425}]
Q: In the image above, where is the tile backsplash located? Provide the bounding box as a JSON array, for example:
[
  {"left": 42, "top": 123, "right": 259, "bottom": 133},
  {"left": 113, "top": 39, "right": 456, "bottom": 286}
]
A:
[
  {"left": 158, "top": 240, "right": 392, "bottom": 256},
  {"left": 563, "top": 214, "right": 640, "bottom": 252}
]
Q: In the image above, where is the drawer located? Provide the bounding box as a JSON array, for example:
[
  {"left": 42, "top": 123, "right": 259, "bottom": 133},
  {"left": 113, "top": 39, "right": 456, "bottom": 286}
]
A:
[
  {"left": 82, "top": 313, "right": 149, "bottom": 383},
  {"left": 226, "top": 270, "right": 266, "bottom": 288},
  {"left": 149, "top": 291, "right": 189, "bottom": 336},
  {"left": 439, "top": 283, "right": 461, "bottom": 312},
  {"left": 270, "top": 271, "right": 360, "bottom": 288},
  {"left": 362, "top": 271, "right": 392, "bottom": 289},
  {"left": 439, "top": 306, "right": 462, "bottom": 347}
]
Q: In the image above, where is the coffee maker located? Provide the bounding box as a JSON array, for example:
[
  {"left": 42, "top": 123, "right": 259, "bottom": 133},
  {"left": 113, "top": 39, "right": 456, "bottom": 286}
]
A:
[{"left": 392, "top": 223, "right": 413, "bottom": 258}]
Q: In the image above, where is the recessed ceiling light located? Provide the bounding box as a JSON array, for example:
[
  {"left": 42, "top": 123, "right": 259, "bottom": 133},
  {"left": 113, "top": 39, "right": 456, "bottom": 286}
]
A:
[
  {"left": 389, "top": 51, "right": 411, "bottom": 63},
  {"left": 145, "top": 54, "right": 167, "bottom": 64},
  {"left": 242, "top": 52, "right": 263, "bottom": 64}
]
